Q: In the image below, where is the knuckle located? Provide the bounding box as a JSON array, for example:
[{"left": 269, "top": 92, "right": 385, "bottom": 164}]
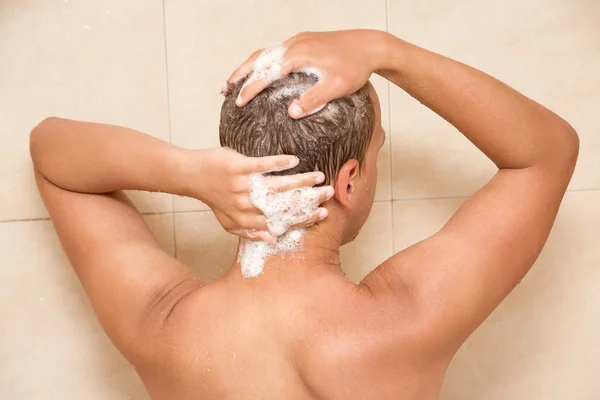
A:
[
  {"left": 235, "top": 196, "right": 251, "bottom": 211},
  {"left": 226, "top": 160, "right": 240, "bottom": 174},
  {"left": 256, "top": 159, "right": 267, "bottom": 171},
  {"left": 293, "top": 40, "right": 311, "bottom": 55},
  {"left": 330, "top": 75, "right": 346, "bottom": 91},
  {"left": 234, "top": 196, "right": 245, "bottom": 210},
  {"left": 233, "top": 215, "right": 247, "bottom": 228},
  {"left": 232, "top": 176, "right": 248, "bottom": 193}
]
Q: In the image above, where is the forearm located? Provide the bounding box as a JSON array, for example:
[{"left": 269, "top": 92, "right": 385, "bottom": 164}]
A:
[
  {"left": 375, "top": 33, "right": 578, "bottom": 171},
  {"left": 30, "top": 117, "right": 194, "bottom": 195}
]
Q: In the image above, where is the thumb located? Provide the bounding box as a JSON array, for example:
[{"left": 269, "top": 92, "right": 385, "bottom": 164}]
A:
[{"left": 289, "top": 78, "right": 341, "bottom": 119}]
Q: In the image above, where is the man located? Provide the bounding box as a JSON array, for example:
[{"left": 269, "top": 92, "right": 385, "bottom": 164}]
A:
[{"left": 30, "top": 30, "right": 578, "bottom": 399}]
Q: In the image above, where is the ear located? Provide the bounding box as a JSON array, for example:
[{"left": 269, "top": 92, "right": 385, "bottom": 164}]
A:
[{"left": 334, "top": 159, "right": 360, "bottom": 208}]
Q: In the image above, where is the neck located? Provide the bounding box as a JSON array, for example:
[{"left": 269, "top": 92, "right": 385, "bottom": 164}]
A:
[{"left": 225, "top": 225, "right": 345, "bottom": 284}]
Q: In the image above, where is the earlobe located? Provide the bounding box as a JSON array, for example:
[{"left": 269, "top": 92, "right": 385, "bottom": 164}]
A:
[{"left": 334, "top": 160, "right": 359, "bottom": 208}]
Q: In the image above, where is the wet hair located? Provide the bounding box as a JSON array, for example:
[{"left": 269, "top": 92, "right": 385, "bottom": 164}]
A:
[{"left": 219, "top": 72, "right": 375, "bottom": 184}]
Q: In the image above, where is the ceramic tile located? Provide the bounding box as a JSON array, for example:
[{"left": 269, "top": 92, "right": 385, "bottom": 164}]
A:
[
  {"left": 0, "top": 214, "right": 173, "bottom": 399},
  {"left": 174, "top": 211, "right": 238, "bottom": 283},
  {"left": 392, "top": 197, "right": 466, "bottom": 251},
  {"left": 0, "top": 0, "right": 172, "bottom": 220},
  {"left": 165, "top": 0, "right": 388, "bottom": 211},
  {"left": 388, "top": 0, "right": 600, "bottom": 199},
  {"left": 392, "top": 190, "right": 600, "bottom": 399},
  {"left": 340, "top": 201, "right": 393, "bottom": 283}
]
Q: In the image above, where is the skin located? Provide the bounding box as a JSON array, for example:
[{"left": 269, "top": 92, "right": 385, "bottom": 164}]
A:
[{"left": 31, "top": 30, "right": 578, "bottom": 400}]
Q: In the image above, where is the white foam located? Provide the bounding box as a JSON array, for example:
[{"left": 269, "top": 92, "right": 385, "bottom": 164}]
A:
[
  {"left": 298, "top": 66, "right": 325, "bottom": 81},
  {"left": 239, "top": 229, "right": 305, "bottom": 278},
  {"left": 242, "top": 44, "right": 326, "bottom": 96},
  {"left": 238, "top": 173, "right": 323, "bottom": 278},
  {"left": 241, "top": 45, "right": 287, "bottom": 92},
  {"left": 269, "top": 83, "right": 313, "bottom": 101}
]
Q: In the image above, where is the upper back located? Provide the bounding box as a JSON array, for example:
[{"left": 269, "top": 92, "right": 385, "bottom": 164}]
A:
[{"left": 137, "top": 274, "right": 448, "bottom": 400}]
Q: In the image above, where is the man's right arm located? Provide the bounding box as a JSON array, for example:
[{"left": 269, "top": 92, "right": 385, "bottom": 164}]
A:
[
  {"left": 229, "top": 29, "right": 579, "bottom": 353},
  {"left": 361, "top": 34, "right": 579, "bottom": 352}
]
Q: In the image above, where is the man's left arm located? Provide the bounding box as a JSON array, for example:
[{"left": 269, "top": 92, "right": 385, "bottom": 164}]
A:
[
  {"left": 34, "top": 170, "right": 195, "bottom": 360},
  {"left": 30, "top": 117, "right": 328, "bottom": 361}
]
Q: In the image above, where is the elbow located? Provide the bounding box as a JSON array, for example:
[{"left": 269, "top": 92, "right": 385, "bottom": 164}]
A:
[
  {"left": 546, "top": 118, "right": 579, "bottom": 181},
  {"left": 558, "top": 120, "right": 580, "bottom": 171},
  {"left": 29, "top": 117, "right": 61, "bottom": 167}
]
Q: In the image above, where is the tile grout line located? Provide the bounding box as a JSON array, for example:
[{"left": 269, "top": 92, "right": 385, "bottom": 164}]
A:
[
  {"left": 393, "top": 195, "right": 469, "bottom": 202},
  {"left": 161, "top": 0, "right": 177, "bottom": 258},
  {"left": 385, "top": 0, "right": 389, "bottom": 32},
  {"left": 2, "top": 188, "right": 597, "bottom": 224},
  {"left": 0, "top": 217, "right": 51, "bottom": 224}
]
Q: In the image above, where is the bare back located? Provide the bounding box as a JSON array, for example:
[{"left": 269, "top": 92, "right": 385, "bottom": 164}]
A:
[{"left": 137, "top": 271, "right": 447, "bottom": 400}]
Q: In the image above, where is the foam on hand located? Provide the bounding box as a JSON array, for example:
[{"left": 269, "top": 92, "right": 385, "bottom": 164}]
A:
[
  {"left": 298, "top": 66, "right": 325, "bottom": 81},
  {"left": 238, "top": 173, "right": 323, "bottom": 278},
  {"left": 241, "top": 44, "right": 327, "bottom": 110},
  {"left": 269, "top": 83, "right": 313, "bottom": 101},
  {"left": 243, "top": 45, "right": 287, "bottom": 89}
]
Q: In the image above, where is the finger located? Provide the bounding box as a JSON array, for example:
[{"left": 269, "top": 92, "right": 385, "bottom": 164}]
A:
[
  {"left": 230, "top": 229, "right": 277, "bottom": 244},
  {"left": 228, "top": 49, "right": 263, "bottom": 85},
  {"left": 239, "top": 214, "right": 269, "bottom": 232},
  {"left": 237, "top": 51, "right": 306, "bottom": 106},
  {"left": 279, "top": 55, "right": 309, "bottom": 77},
  {"left": 256, "top": 230, "right": 277, "bottom": 244},
  {"left": 287, "top": 207, "right": 329, "bottom": 230},
  {"left": 234, "top": 195, "right": 257, "bottom": 212},
  {"left": 236, "top": 74, "right": 278, "bottom": 107},
  {"left": 264, "top": 171, "right": 326, "bottom": 192},
  {"left": 289, "top": 77, "right": 343, "bottom": 119},
  {"left": 244, "top": 154, "right": 300, "bottom": 174},
  {"left": 314, "top": 185, "right": 335, "bottom": 205},
  {"left": 230, "top": 228, "right": 257, "bottom": 240},
  {"left": 281, "top": 31, "right": 307, "bottom": 48},
  {"left": 290, "top": 186, "right": 335, "bottom": 208}
]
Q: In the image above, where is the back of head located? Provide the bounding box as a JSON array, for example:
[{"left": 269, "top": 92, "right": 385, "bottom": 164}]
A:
[{"left": 220, "top": 73, "right": 375, "bottom": 184}]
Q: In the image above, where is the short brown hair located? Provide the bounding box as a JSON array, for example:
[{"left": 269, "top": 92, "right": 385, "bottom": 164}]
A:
[{"left": 220, "top": 73, "right": 375, "bottom": 184}]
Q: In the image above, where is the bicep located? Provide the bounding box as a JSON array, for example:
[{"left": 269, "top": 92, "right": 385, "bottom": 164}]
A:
[
  {"left": 35, "top": 172, "right": 197, "bottom": 356},
  {"left": 367, "top": 167, "right": 568, "bottom": 350}
]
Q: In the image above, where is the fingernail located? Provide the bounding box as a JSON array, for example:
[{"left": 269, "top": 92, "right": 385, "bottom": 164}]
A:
[
  {"left": 236, "top": 93, "right": 243, "bottom": 106},
  {"left": 325, "top": 186, "right": 335, "bottom": 199},
  {"left": 315, "top": 173, "right": 325, "bottom": 184},
  {"left": 318, "top": 208, "right": 329, "bottom": 220},
  {"left": 289, "top": 103, "right": 303, "bottom": 118},
  {"left": 289, "top": 156, "right": 299, "bottom": 167},
  {"left": 265, "top": 233, "right": 277, "bottom": 244}
]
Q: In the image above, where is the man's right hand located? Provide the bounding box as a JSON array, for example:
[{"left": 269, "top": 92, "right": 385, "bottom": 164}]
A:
[
  {"left": 228, "top": 29, "right": 389, "bottom": 119},
  {"left": 186, "top": 147, "right": 334, "bottom": 244}
]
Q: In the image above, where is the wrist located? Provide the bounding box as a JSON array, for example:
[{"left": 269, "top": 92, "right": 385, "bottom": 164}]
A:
[
  {"left": 372, "top": 31, "right": 409, "bottom": 78},
  {"left": 170, "top": 147, "right": 202, "bottom": 199}
]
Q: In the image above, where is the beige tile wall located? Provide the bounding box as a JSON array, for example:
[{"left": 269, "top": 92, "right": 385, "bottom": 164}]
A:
[{"left": 0, "top": 0, "right": 598, "bottom": 399}]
